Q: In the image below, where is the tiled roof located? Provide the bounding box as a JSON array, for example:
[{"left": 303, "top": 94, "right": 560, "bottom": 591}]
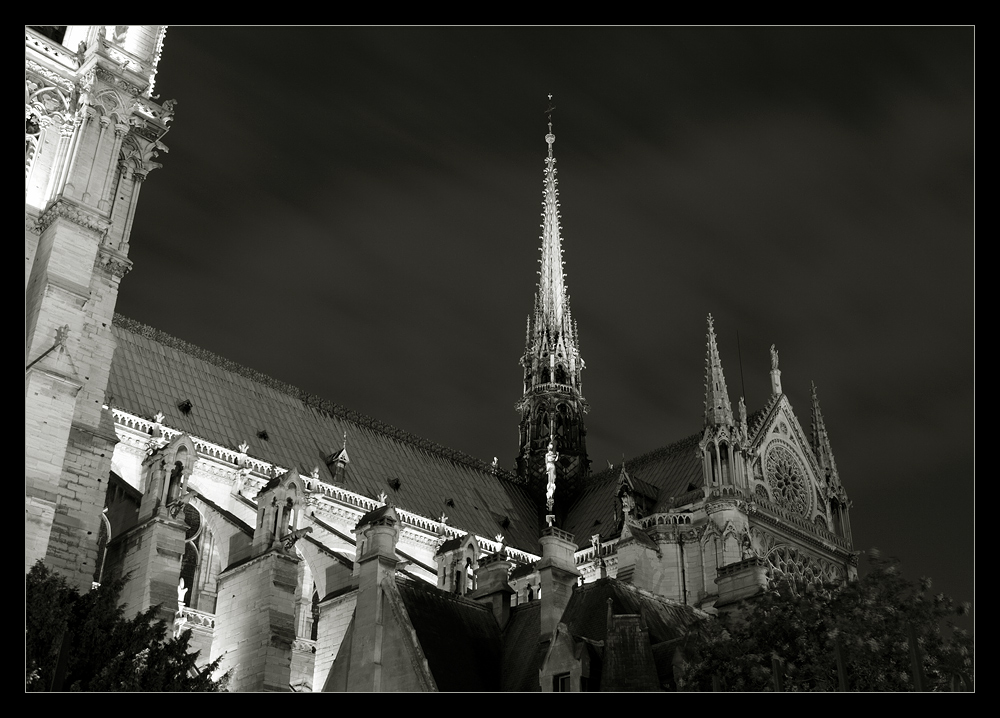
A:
[
  {"left": 500, "top": 600, "right": 546, "bottom": 691},
  {"left": 108, "top": 316, "right": 541, "bottom": 552},
  {"left": 603, "top": 614, "right": 661, "bottom": 691},
  {"left": 559, "top": 579, "right": 702, "bottom": 646},
  {"left": 562, "top": 433, "right": 704, "bottom": 546},
  {"left": 395, "top": 576, "right": 502, "bottom": 692}
]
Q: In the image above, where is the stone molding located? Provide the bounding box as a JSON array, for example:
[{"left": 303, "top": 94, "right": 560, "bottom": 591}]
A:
[{"left": 36, "top": 198, "right": 110, "bottom": 239}]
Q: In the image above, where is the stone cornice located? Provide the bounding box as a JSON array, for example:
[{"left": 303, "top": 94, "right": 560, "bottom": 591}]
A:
[
  {"left": 748, "top": 500, "right": 852, "bottom": 557},
  {"left": 25, "top": 59, "right": 75, "bottom": 94},
  {"left": 25, "top": 30, "right": 78, "bottom": 76},
  {"left": 94, "top": 65, "right": 142, "bottom": 98},
  {"left": 36, "top": 198, "right": 110, "bottom": 239},
  {"left": 95, "top": 245, "right": 132, "bottom": 278},
  {"left": 110, "top": 405, "right": 539, "bottom": 566}
]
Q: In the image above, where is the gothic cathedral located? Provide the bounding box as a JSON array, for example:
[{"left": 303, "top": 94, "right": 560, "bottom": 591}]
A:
[{"left": 26, "top": 27, "right": 856, "bottom": 691}]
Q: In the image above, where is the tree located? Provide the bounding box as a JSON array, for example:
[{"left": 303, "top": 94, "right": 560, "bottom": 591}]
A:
[
  {"left": 25, "top": 561, "right": 228, "bottom": 692},
  {"left": 677, "top": 551, "right": 973, "bottom": 691}
]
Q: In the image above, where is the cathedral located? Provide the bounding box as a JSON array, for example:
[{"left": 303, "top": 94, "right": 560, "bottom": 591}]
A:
[{"left": 26, "top": 26, "right": 857, "bottom": 691}]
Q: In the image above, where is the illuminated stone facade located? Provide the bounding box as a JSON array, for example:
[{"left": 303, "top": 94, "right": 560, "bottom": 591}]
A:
[{"left": 26, "top": 29, "right": 856, "bottom": 691}]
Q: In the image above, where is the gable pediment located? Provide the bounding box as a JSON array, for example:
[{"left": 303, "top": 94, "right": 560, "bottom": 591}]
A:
[{"left": 748, "top": 397, "right": 829, "bottom": 521}]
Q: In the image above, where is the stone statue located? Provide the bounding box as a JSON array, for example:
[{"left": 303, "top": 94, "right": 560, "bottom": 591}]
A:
[
  {"left": 741, "top": 529, "right": 756, "bottom": 560},
  {"left": 166, "top": 490, "right": 192, "bottom": 519},
  {"left": 282, "top": 526, "right": 313, "bottom": 551},
  {"left": 621, "top": 491, "right": 636, "bottom": 518},
  {"left": 545, "top": 441, "right": 559, "bottom": 511},
  {"left": 770, "top": 344, "right": 779, "bottom": 371},
  {"left": 177, "top": 578, "right": 188, "bottom": 606}
]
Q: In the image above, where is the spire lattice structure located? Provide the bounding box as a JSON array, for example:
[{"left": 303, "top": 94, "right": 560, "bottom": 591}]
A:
[{"left": 516, "top": 98, "right": 589, "bottom": 521}]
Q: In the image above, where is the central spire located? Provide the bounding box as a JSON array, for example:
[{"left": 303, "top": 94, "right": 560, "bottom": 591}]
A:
[
  {"left": 538, "top": 97, "right": 568, "bottom": 336},
  {"left": 523, "top": 95, "right": 582, "bottom": 393},
  {"left": 516, "top": 96, "right": 589, "bottom": 521}
]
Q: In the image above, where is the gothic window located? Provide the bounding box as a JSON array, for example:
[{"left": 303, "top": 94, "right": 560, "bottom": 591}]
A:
[
  {"left": 830, "top": 498, "right": 844, "bottom": 536},
  {"left": 554, "top": 673, "right": 571, "bottom": 691},
  {"left": 764, "top": 443, "right": 809, "bottom": 517},
  {"left": 92, "top": 512, "right": 112, "bottom": 585},
  {"left": 177, "top": 503, "right": 220, "bottom": 613},
  {"left": 311, "top": 590, "right": 320, "bottom": 641},
  {"left": 555, "top": 364, "right": 567, "bottom": 384}
]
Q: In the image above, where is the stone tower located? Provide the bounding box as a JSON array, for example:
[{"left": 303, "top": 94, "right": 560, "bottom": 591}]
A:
[
  {"left": 25, "top": 26, "right": 174, "bottom": 589},
  {"left": 515, "top": 100, "right": 589, "bottom": 521}
]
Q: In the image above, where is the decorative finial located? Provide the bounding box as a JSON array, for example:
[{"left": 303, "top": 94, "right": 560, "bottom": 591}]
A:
[
  {"left": 377, "top": 491, "right": 387, "bottom": 505},
  {"left": 545, "top": 94, "right": 556, "bottom": 151}
]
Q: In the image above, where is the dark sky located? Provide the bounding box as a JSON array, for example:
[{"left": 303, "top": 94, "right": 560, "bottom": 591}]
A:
[{"left": 117, "top": 27, "right": 974, "bottom": 620}]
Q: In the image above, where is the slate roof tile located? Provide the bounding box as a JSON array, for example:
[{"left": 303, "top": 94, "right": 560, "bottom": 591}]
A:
[{"left": 109, "top": 316, "right": 542, "bottom": 552}]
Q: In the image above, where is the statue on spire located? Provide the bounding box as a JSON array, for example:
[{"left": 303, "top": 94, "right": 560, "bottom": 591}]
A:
[{"left": 545, "top": 439, "right": 559, "bottom": 512}]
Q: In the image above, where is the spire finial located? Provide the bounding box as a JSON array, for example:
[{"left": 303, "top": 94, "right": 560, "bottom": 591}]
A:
[{"left": 545, "top": 94, "right": 556, "bottom": 156}]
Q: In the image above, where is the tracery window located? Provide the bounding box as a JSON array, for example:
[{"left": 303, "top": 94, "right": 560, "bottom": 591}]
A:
[{"left": 764, "top": 443, "right": 809, "bottom": 517}]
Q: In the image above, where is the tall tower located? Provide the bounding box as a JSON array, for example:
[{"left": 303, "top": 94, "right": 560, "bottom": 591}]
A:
[
  {"left": 25, "top": 26, "right": 174, "bottom": 589},
  {"left": 515, "top": 99, "right": 589, "bottom": 519}
]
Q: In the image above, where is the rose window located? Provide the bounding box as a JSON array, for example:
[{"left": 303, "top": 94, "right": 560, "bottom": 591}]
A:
[{"left": 765, "top": 444, "right": 809, "bottom": 517}]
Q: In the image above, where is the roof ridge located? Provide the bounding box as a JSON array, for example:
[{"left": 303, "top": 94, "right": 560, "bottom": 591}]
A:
[
  {"left": 112, "top": 314, "right": 527, "bottom": 487},
  {"left": 583, "top": 431, "right": 703, "bottom": 487}
]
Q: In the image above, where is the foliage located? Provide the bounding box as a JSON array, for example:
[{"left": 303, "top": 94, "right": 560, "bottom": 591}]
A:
[
  {"left": 25, "top": 561, "right": 228, "bottom": 692},
  {"left": 678, "top": 551, "right": 973, "bottom": 691}
]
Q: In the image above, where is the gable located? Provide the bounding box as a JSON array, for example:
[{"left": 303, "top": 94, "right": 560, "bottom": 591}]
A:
[{"left": 748, "top": 396, "right": 829, "bottom": 528}]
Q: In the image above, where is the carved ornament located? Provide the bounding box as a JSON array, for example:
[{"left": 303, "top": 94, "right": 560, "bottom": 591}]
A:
[
  {"left": 95, "top": 246, "right": 132, "bottom": 278},
  {"left": 36, "top": 199, "right": 110, "bottom": 239},
  {"left": 25, "top": 60, "right": 75, "bottom": 93},
  {"left": 95, "top": 66, "right": 141, "bottom": 97}
]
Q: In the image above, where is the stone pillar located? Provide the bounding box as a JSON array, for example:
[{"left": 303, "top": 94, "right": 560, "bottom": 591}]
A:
[
  {"left": 469, "top": 549, "right": 514, "bottom": 629},
  {"left": 213, "top": 550, "right": 300, "bottom": 691},
  {"left": 345, "top": 506, "right": 400, "bottom": 692},
  {"left": 537, "top": 527, "right": 581, "bottom": 641},
  {"left": 107, "top": 513, "right": 187, "bottom": 625}
]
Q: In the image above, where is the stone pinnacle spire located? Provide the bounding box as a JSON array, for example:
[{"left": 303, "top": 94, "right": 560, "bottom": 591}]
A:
[
  {"left": 537, "top": 97, "right": 571, "bottom": 351},
  {"left": 522, "top": 95, "right": 583, "bottom": 393},
  {"left": 704, "top": 314, "right": 733, "bottom": 427},
  {"left": 810, "top": 382, "right": 839, "bottom": 481},
  {"left": 515, "top": 96, "right": 589, "bottom": 513}
]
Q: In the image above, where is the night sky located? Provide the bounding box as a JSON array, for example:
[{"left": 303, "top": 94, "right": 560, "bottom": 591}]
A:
[{"left": 116, "top": 27, "right": 974, "bottom": 621}]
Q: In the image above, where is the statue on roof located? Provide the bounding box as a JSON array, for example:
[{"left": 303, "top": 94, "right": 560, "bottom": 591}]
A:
[
  {"left": 545, "top": 440, "right": 559, "bottom": 511},
  {"left": 770, "top": 344, "right": 780, "bottom": 371}
]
